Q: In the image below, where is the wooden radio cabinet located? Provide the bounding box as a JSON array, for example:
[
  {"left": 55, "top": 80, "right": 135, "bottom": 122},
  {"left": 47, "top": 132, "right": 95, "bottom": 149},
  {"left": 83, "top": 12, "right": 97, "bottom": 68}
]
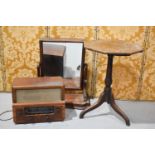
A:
[{"left": 12, "top": 76, "right": 65, "bottom": 124}]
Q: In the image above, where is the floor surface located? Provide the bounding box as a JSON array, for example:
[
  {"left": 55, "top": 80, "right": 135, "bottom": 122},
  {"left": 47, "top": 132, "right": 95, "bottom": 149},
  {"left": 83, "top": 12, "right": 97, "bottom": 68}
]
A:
[{"left": 0, "top": 93, "right": 155, "bottom": 129}]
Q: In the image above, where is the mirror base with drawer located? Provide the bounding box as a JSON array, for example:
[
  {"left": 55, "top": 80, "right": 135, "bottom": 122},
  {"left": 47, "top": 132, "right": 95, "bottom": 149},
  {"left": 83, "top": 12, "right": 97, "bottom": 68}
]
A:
[{"left": 65, "top": 93, "right": 90, "bottom": 110}]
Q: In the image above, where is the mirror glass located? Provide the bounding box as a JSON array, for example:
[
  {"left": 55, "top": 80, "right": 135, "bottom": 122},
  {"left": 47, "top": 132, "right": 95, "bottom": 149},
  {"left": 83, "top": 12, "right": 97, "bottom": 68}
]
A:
[{"left": 42, "top": 41, "right": 84, "bottom": 89}]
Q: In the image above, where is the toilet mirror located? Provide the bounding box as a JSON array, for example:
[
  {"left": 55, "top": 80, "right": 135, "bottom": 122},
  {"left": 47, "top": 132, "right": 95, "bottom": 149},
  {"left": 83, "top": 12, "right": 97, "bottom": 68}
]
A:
[{"left": 39, "top": 38, "right": 85, "bottom": 90}]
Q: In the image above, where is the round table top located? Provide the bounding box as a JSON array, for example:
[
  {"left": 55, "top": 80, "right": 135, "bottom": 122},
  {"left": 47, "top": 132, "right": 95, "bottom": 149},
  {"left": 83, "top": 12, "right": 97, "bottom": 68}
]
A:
[{"left": 84, "top": 40, "right": 143, "bottom": 56}]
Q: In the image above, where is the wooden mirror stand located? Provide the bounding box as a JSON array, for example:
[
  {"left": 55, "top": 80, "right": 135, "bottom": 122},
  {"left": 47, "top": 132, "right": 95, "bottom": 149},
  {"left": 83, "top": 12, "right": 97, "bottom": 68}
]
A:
[{"left": 37, "top": 38, "right": 90, "bottom": 109}]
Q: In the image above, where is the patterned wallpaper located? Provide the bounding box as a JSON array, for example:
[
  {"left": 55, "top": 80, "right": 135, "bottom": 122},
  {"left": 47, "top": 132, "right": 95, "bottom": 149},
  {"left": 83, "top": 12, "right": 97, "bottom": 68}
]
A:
[
  {"left": 140, "top": 27, "right": 155, "bottom": 100},
  {"left": 0, "top": 26, "right": 154, "bottom": 100},
  {"left": 2, "top": 26, "right": 46, "bottom": 91},
  {"left": 0, "top": 27, "right": 4, "bottom": 91}
]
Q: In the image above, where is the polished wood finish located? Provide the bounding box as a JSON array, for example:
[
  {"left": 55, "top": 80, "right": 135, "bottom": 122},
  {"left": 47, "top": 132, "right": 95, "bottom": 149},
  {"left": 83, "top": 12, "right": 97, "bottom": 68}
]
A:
[
  {"left": 12, "top": 76, "right": 64, "bottom": 89},
  {"left": 80, "top": 40, "right": 143, "bottom": 126},
  {"left": 43, "top": 44, "right": 65, "bottom": 56},
  {"left": 84, "top": 40, "right": 143, "bottom": 56},
  {"left": 13, "top": 101, "right": 65, "bottom": 124},
  {"left": 40, "top": 38, "right": 85, "bottom": 43},
  {"left": 12, "top": 76, "right": 65, "bottom": 103},
  {"left": 65, "top": 93, "right": 90, "bottom": 109},
  {"left": 12, "top": 77, "right": 65, "bottom": 124},
  {"left": 64, "top": 77, "right": 80, "bottom": 89}
]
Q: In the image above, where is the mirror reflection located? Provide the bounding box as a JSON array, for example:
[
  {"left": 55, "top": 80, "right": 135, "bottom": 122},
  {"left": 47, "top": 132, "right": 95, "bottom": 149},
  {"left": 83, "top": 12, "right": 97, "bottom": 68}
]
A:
[{"left": 42, "top": 41, "right": 84, "bottom": 89}]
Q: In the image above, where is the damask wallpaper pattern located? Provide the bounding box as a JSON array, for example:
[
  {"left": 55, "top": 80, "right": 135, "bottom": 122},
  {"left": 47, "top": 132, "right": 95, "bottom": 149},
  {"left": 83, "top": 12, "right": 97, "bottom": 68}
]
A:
[
  {"left": 2, "top": 26, "right": 46, "bottom": 91},
  {"left": 0, "top": 27, "right": 4, "bottom": 91},
  {"left": 140, "top": 27, "right": 155, "bottom": 100},
  {"left": 0, "top": 26, "right": 154, "bottom": 101}
]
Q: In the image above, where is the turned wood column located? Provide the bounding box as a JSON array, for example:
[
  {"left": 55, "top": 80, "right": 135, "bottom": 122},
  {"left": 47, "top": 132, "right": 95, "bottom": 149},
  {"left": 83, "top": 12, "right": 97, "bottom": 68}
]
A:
[{"left": 104, "top": 54, "right": 113, "bottom": 103}]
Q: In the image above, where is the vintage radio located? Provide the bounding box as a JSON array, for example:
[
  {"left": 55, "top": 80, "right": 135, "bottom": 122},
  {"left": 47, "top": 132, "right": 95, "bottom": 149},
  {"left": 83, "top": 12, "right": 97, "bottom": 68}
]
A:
[
  {"left": 13, "top": 101, "right": 65, "bottom": 124},
  {"left": 12, "top": 76, "right": 65, "bottom": 124}
]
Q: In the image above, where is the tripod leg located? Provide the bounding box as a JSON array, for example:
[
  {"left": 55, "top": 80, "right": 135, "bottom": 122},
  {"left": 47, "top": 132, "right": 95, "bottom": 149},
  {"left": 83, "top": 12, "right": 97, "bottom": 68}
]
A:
[
  {"left": 111, "top": 96, "right": 130, "bottom": 126},
  {"left": 80, "top": 91, "right": 106, "bottom": 119}
]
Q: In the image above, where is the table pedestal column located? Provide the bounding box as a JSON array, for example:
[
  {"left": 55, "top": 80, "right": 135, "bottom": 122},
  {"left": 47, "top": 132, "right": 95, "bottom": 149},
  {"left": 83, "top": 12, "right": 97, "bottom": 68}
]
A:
[{"left": 80, "top": 54, "right": 130, "bottom": 126}]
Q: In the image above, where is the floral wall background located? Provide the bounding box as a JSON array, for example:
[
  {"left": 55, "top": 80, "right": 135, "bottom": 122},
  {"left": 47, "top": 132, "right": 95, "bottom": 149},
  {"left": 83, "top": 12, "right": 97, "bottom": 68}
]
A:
[
  {"left": 0, "top": 27, "right": 4, "bottom": 91},
  {"left": 0, "top": 26, "right": 154, "bottom": 101},
  {"left": 140, "top": 27, "right": 155, "bottom": 100},
  {"left": 1, "top": 26, "right": 46, "bottom": 91}
]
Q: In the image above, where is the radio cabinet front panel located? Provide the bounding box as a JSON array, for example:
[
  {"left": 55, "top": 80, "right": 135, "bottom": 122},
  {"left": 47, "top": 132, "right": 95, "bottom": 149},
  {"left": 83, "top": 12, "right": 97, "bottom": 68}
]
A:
[
  {"left": 13, "top": 101, "right": 65, "bottom": 124},
  {"left": 14, "top": 88, "right": 62, "bottom": 103}
]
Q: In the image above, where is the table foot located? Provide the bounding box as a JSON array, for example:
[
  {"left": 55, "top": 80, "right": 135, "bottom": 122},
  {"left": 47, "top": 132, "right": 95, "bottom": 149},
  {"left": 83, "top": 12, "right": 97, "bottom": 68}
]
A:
[
  {"left": 80, "top": 92, "right": 105, "bottom": 119},
  {"left": 111, "top": 98, "right": 130, "bottom": 126}
]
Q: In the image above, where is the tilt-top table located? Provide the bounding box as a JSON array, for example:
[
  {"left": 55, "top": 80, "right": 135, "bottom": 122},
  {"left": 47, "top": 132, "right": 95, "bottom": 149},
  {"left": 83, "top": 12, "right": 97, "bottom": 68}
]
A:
[{"left": 80, "top": 40, "right": 143, "bottom": 126}]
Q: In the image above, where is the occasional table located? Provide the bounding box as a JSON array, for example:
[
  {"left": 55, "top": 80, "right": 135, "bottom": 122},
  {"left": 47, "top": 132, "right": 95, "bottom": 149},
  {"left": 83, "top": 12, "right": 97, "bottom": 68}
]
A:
[{"left": 80, "top": 40, "right": 143, "bottom": 126}]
